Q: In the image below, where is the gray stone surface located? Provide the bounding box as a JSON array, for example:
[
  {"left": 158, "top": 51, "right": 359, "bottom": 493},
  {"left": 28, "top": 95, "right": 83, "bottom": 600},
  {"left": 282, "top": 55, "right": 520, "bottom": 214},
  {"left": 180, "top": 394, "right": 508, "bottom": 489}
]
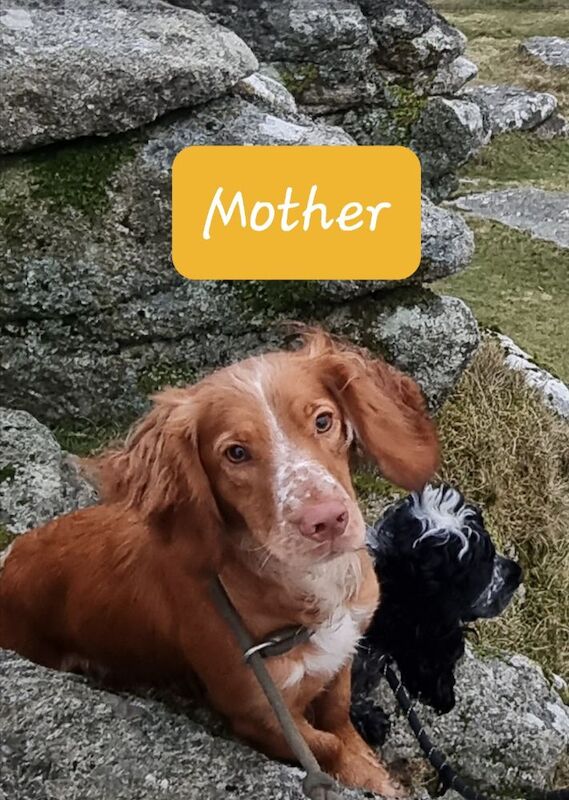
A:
[
  {"left": 379, "top": 648, "right": 569, "bottom": 796},
  {"left": 533, "top": 110, "right": 569, "bottom": 140},
  {"left": 1, "top": 635, "right": 565, "bottom": 799},
  {"left": 497, "top": 334, "right": 569, "bottom": 419},
  {"left": 0, "top": 92, "right": 476, "bottom": 425},
  {"left": 520, "top": 36, "right": 569, "bottom": 69},
  {"left": 463, "top": 84, "right": 557, "bottom": 136},
  {"left": 0, "top": 408, "right": 96, "bottom": 534},
  {"left": 359, "top": 0, "right": 466, "bottom": 74},
  {"left": 452, "top": 188, "right": 569, "bottom": 249},
  {"left": 0, "top": 650, "right": 372, "bottom": 800},
  {"left": 424, "top": 55, "right": 478, "bottom": 95},
  {"left": 410, "top": 97, "right": 490, "bottom": 197},
  {"left": 0, "top": 0, "right": 258, "bottom": 154},
  {"left": 324, "top": 290, "right": 480, "bottom": 408},
  {"left": 166, "top": 0, "right": 483, "bottom": 197},
  {"left": 170, "top": 0, "right": 382, "bottom": 113},
  {"left": 420, "top": 195, "right": 474, "bottom": 277},
  {"left": 235, "top": 72, "right": 299, "bottom": 118}
]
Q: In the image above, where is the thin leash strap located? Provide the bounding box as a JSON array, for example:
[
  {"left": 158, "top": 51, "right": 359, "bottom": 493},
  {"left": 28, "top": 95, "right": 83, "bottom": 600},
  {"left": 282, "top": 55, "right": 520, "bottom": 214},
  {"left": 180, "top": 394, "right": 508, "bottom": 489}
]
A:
[
  {"left": 378, "top": 655, "right": 569, "bottom": 800},
  {"left": 210, "top": 577, "right": 344, "bottom": 800}
]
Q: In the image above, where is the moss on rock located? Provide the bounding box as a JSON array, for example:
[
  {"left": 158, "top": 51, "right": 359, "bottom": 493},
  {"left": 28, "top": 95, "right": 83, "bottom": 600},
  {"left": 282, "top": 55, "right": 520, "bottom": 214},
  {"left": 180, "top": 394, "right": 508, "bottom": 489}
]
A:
[
  {"left": 388, "top": 84, "right": 428, "bottom": 129},
  {"left": 0, "top": 465, "right": 16, "bottom": 484},
  {"left": 276, "top": 63, "right": 319, "bottom": 98},
  {"left": 28, "top": 135, "right": 137, "bottom": 216},
  {"left": 137, "top": 363, "right": 199, "bottom": 395},
  {"left": 0, "top": 525, "right": 15, "bottom": 550},
  {"left": 0, "top": 133, "right": 137, "bottom": 242}
]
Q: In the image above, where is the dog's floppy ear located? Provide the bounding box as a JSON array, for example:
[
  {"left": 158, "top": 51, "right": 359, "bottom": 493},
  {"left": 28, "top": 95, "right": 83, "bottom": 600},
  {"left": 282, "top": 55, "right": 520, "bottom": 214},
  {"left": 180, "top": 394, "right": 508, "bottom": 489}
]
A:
[
  {"left": 305, "top": 330, "right": 439, "bottom": 491},
  {"left": 97, "top": 387, "right": 223, "bottom": 570}
]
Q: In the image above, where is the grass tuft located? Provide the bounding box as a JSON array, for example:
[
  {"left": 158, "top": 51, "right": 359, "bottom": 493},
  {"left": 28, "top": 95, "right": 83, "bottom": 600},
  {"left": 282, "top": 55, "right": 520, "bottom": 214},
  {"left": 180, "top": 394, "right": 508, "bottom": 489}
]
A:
[{"left": 437, "top": 338, "right": 569, "bottom": 679}]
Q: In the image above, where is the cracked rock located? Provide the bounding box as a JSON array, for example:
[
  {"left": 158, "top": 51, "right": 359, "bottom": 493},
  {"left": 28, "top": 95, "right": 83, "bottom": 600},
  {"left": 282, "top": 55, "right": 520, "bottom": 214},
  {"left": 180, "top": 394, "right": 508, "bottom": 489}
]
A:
[{"left": 0, "top": 0, "right": 257, "bottom": 153}]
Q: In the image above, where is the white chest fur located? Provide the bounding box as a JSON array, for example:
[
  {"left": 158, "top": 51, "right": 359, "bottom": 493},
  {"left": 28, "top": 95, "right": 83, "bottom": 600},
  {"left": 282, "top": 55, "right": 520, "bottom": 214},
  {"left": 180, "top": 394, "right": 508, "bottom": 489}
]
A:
[{"left": 282, "top": 604, "right": 371, "bottom": 689}]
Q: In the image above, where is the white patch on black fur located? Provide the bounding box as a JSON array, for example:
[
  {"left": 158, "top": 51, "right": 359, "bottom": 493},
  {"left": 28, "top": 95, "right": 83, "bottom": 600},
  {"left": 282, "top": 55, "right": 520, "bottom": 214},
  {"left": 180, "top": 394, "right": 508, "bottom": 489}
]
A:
[{"left": 411, "top": 484, "right": 479, "bottom": 560}]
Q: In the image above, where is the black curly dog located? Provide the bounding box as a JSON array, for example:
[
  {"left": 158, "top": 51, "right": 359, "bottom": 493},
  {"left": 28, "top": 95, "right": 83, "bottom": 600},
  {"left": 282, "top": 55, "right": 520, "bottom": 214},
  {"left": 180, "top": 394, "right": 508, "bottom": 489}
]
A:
[{"left": 351, "top": 484, "right": 522, "bottom": 746}]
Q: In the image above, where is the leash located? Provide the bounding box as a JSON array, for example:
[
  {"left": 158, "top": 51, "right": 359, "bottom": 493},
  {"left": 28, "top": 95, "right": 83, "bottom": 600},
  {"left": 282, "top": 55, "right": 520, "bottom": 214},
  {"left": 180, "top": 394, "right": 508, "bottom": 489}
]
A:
[
  {"left": 210, "top": 577, "right": 567, "bottom": 800},
  {"left": 377, "top": 654, "right": 569, "bottom": 800},
  {"left": 210, "top": 577, "right": 344, "bottom": 800}
]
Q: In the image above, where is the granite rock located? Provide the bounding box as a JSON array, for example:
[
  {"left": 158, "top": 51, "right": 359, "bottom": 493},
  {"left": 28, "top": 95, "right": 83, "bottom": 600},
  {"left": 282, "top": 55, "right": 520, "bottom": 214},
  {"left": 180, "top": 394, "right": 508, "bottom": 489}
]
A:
[
  {"left": 497, "top": 334, "right": 569, "bottom": 419},
  {"left": 533, "top": 110, "right": 569, "bottom": 140},
  {"left": 380, "top": 648, "right": 569, "bottom": 796},
  {"left": 410, "top": 97, "right": 490, "bottom": 198},
  {"left": 324, "top": 289, "right": 480, "bottom": 409},
  {"left": 0, "top": 408, "right": 96, "bottom": 535},
  {"left": 358, "top": 0, "right": 466, "bottom": 74},
  {"left": 0, "top": 95, "right": 476, "bottom": 424},
  {"left": 169, "top": 0, "right": 381, "bottom": 113},
  {"left": 463, "top": 84, "right": 557, "bottom": 136},
  {"left": 451, "top": 188, "right": 569, "bottom": 249},
  {"left": 520, "top": 36, "right": 569, "bottom": 69},
  {"left": 424, "top": 55, "right": 478, "bottom": 95},
  {"left": 0, "top": 650, "right": 372, "bottom": 800},
  {"left": 0, "top": 0, "right": 257, "bottom": 154}
]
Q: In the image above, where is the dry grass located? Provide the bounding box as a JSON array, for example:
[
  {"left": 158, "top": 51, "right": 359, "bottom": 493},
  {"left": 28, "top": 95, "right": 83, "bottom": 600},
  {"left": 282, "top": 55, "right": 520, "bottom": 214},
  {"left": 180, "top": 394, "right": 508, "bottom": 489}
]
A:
[
  {"left": 432, "top": 0, "right": 569, "bottom": 116},
  {"left": 437, "top": 337, "right": 569, "bottom": 679}
]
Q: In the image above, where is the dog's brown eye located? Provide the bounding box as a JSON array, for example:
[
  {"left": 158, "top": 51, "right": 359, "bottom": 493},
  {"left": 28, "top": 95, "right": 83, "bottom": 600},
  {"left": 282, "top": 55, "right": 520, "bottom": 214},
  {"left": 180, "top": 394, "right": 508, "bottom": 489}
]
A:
[
  {"left": 315, "top": 412, "right": 333, "bottom": 433},
  {"left": 226, "top": 445, "right": 250, "bottom": 463}
]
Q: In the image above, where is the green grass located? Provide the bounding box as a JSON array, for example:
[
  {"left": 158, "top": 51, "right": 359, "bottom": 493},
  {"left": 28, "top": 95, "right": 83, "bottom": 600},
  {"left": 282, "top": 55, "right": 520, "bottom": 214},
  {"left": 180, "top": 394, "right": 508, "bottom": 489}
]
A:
[
  {"left": 54, "top": 421, "right": 125, "bottom": 457},
  {"left": 436, "top": 219, "right": 569, "bottom": 383},
  {"left": 432, "top": 0, "right": 569, "bottom": 116},
  {"left": 459, "top": 132, "right": 569, "bottom": 192}
]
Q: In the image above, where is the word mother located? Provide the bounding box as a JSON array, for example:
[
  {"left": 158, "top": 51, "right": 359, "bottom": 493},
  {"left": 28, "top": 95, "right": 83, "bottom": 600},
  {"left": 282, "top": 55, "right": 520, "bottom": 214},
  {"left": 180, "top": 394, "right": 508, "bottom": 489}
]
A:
[{"left": 202, "top": 185, "right": 392, "bottom": 240}]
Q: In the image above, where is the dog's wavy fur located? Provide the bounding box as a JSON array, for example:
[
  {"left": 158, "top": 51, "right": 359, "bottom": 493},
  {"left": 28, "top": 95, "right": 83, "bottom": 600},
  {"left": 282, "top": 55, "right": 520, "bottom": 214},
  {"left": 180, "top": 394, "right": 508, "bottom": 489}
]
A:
[
  {"left": 0, "top": 330, "right": 439, "bottom": 798},
  {"left": 350, "top": 485, "right": 522, "bottom": 746}
]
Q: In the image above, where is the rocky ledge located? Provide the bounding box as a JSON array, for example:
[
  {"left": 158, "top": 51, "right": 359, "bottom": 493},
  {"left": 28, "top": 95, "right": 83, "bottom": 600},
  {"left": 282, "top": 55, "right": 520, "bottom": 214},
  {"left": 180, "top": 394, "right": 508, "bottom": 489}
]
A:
[{"left": 0, "top": 48, "right": 477, "bottom": 425}]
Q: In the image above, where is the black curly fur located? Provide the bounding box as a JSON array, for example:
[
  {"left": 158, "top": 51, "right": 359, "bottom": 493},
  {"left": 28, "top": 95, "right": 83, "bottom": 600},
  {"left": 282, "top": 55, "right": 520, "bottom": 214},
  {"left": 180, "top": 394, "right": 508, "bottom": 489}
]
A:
[{"left": 351, "top": 485, "right": 522, "bottom": 746}]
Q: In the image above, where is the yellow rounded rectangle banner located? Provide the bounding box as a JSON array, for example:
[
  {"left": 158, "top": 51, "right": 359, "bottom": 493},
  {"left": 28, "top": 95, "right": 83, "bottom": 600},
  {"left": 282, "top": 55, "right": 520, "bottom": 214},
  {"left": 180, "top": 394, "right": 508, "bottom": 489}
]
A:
[{"left": 172, "top": 145, "right": 421, "bottom": 280}]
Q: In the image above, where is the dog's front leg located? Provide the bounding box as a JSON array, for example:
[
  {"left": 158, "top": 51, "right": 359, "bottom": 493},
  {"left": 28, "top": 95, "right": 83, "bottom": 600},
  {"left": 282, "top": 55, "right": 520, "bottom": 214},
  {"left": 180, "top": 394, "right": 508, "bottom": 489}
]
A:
[
  {"left": 230, "top": 709, "right": 343, "bottom": 768},
  {"left": 311, "top": 664, "right": 406, "bottom": 798}
]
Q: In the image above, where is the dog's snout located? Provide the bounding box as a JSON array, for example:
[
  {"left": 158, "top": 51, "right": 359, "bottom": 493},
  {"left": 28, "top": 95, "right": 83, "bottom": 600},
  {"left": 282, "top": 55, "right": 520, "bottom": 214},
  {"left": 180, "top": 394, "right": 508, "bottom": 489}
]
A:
[{"left": 298, "top": 501, "right": 349, "bottom": 541}]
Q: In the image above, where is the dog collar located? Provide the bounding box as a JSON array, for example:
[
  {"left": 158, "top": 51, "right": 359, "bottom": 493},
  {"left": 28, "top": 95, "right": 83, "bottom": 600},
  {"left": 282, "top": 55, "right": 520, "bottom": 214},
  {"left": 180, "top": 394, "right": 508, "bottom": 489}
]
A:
[{"left": 243, "top": 625, "right": 314, "bottom": 662}]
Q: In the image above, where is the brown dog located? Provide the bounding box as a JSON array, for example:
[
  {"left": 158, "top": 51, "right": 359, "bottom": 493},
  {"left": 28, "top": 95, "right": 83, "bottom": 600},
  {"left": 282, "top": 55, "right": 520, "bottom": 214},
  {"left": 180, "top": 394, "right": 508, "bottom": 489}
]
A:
[{"left": 0, "top": 331, "right": 439, "bottom": 796}]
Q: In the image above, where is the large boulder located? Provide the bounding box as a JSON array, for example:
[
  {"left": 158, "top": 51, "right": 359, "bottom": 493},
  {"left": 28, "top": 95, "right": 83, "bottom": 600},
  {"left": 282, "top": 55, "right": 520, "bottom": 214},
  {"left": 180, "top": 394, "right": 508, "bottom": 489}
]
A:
[
  {"left": 0, "top": 408, "right": 96, "bottom": 535},
  {"left": 463, "top": 84, "right": 557, "bottom": 136},
  {"left": 0, "top": 0, "right": 257, "bottom": 153},
  {"left": 0, "top": 80, "right": 476, "bottom": 425},
  {"left": 0, "top": 650, "right": 371, "bottom": 800},
  {"left": 358, "top": 0, "right": 466, "bottom": 74},
  {"left": 409, "top": 97, "right": 490, "bottom": 198},
  {"left": 170, "top": 0, "right": 382, "bottom": 113},
  {"left": 380, "top": 648, "right": 569, "bottom": 797},
  {"left": 162, "top": 0, "right": 482, "bottom": 198},
  {"left": 325, "top": 290, "right": 480, "bottom": 408}
]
